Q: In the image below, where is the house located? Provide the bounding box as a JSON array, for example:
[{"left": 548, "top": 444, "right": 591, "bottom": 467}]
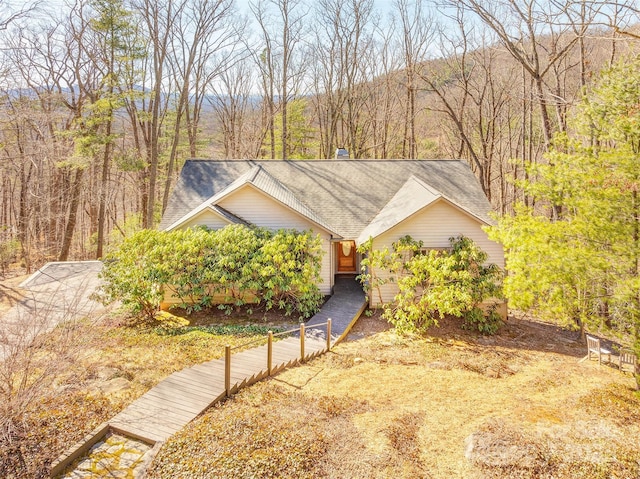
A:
[{"left": 159, "top": 159, "right": 505, "bottom": 313}]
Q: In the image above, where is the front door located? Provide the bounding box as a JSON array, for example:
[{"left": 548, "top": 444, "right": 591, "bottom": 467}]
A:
[{"left": 337, "top": 240, "right": 356, "bottom": 272}]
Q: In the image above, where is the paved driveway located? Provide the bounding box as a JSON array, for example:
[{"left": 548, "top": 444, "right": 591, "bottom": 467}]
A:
[{"left": 0, "top": 261, "right": 105, "bottom": 360}]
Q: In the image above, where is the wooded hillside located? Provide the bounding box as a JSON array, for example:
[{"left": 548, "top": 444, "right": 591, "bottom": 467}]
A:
[{"left": 0, "top": 0, "right": 638, "bottom": 271}]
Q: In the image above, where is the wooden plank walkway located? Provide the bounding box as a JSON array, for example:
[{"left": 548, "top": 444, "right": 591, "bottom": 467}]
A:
[
  {"left": 107, "top": 277, "right": 366, "bottom": 444},
  {"left": 109, "top": 336, "right": 327, "bottom": 443}
]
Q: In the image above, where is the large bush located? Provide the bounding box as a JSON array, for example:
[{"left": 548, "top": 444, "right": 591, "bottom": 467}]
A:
[
  {"left": 360, "top": 235, "right": 503, "bottom": 334},
  {"left": 98, "top": 229, "right": 171, "bottom": 320},
  {"left": 98, "top": 225, "right": 324, "bottom": 322}
]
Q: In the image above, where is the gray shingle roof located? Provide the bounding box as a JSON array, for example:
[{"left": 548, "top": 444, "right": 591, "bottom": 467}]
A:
[
  {"left": 162, "top": 163, "right": 337, "bottom": 234},
  {"left": 159, "top": 159, "right": 494, "bottom": 239},
  {"left": 209, "top": 205, "right": 251, "bottom": 226},
  {"left": 247, "top": 165, "right": 337, "bottom": 234}
]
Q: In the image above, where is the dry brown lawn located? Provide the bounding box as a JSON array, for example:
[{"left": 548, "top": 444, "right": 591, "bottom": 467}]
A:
[
  {"left": 149, "top": 314, "right": 640, "bottom": 479},
  {"left": 2, "top": 274, "right": 638, "bottom": 479}
]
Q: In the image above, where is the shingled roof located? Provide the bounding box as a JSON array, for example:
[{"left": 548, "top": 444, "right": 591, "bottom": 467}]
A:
[{"left": 159, "top": 159, "right": 494, "bottom": 240}]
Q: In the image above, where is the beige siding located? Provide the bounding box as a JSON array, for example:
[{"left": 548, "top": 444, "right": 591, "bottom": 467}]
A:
[
  {"left": 219, "top": 185, "right": 316, "bottom": 231},
  {"left": 181, "top": 209, "right": 230, "bottom": 230},
  {"left": 321, "top": 236, "right": 333, "bottom": 294},
  {"left": 218, "top": 185, "right": 332, "bottom": 295},
  {"left": 368, "top": 199, "right": 504, "bottom": 306},
  {"left": 161, "top": 287, "right": 258, "bottom": 310}
]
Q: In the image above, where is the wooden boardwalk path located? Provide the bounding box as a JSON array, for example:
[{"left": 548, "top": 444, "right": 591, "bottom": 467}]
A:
[
  {"left": 110, "top": 276, "right": 366, "bottom": 444},
  {"left": 51, "top": 277, "right": 366, "bottom": 476},
  {"left": 109, "top": 336, "right": 328, "bottom": 443}
]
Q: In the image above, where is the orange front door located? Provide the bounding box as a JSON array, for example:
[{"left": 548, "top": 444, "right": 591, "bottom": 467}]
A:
[{"left": 337, "top": 241, "right": 356, "bottom": 272}]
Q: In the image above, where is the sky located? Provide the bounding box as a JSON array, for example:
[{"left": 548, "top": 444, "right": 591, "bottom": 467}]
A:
[{"left": 26, "top": 0, "right": 398, "bottom": 24}]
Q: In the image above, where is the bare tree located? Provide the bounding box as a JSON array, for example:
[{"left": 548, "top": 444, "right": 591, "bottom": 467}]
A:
[
  {"left": 0, "top": 280, "right": 103, "bottom": 476},
  {"left": 417, "top": 7, "right": 519, "bottom": 203},
  {"left": 448, "top": 0, "right": 583, "bottom": 147},
  {"left": 126, "top": 0, "right": 175, "bottom": 229},
  {"left": 250, "top": 0, "right": 308, "bottom": 160},
  {"left": 162, "top": 0, "right": 242, "bottom": 212},
  {"left": 1, "top": 8, "right": 89, "bottom": 266},
  {"left": 0, "top": 0, "right": 40, "bottom": 31},
  {"left": 310, "top": 0, "right": 376, "bottom": 158},
  {"left": 209, "top": 59, "right": 262, "bottom": 159},
  {"left": 365, "top": 20, "right": 404, "bottom": 159},
  {"left": 394, "top": 0, "right": 434, "bottom": 159},
  {"left": 250, "top": 0, "right": 277, "bottom": 159}
]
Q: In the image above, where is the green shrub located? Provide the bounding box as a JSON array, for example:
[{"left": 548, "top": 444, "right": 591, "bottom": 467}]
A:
[
  {"left": 389, "top": 236, "right": 502, "bottom": 334},
  {"left": 98, "top": 225, "right": 324, "bottom": 323},
  {"left": 256, "top": 229, "right": 324, "bottom": 318},
  {"left": 361, "top": 235, "right": 503, "bottom": 335},
  {"left": 463, "top": 306, "right": 503, "bottom": 335},
  {"left": 97, "top": 229, "right": 170, "bottom": 320},
  {"left": 357, "top": 235, "right": 421, "bottom": 306}
]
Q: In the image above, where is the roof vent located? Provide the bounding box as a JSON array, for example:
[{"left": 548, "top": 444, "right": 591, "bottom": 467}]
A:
[{"left": 335, "top": 147, "right": 349, "bottom": 159}]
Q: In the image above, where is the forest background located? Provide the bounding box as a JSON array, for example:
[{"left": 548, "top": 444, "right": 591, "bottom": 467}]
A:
[{"left": 0, "top": 0, "right": 639, "bottom": 272}]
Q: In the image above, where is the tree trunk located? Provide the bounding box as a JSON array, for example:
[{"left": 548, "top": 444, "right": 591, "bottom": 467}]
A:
[
  {"left": 534, "top": 75, "right": 552, "bottom": 147},
  {"left": 59, "top": 168, "right": 84, "bottom": 262},
  {"left": 96, "top": 120, "right": 113, "bottom": 259},
  {"left": 18, "top": 162, "right": 33, "bottom": 272}
]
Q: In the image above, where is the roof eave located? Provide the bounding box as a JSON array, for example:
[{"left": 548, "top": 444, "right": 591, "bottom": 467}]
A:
[
  {"left": 166, "top": 181, "right": 341, "bottom": 237},
  {"left": 356, "top": 196, "right": 492, "bottom": 245},
  {"left": 241, "top": 183, "right": 341, "bottom": 237}
]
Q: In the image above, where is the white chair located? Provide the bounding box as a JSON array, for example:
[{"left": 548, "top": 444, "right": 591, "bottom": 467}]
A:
[
  {"left": 618, "top": 348, "right": 638, "bottom": 374},
  {"left": 585, "top": 334, "right": 611, "bottom": 365}
]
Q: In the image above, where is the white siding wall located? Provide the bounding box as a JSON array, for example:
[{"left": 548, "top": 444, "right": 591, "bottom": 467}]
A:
[
  {"left": 219, "top": 185, "right": 315, "bottom": 230},
  {"left": 181, "top": 210, "right": 230, "bottom": 230},
  {"left": 320, "top": 236, "right": 332, "bottom": 295},
  {"left": 218, "top": 185, "right": 332, "bottom": 294},
  {"left": 369, "top": 200, "right": 504, "bottom": 306}
]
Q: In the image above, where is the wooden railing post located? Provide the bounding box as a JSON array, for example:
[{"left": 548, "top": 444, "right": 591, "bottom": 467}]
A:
[
  {"left": 267, "top": 331, "right": 273, "bottom": 376},
  {"left": 225, "top": 345, "right": 231, "bottom": 397},
  {"left": 300, "top": 323, "right": 305, "bottom": 362},
  {"left": 326, "top": 318, "right": 332, "bottom": 351}
]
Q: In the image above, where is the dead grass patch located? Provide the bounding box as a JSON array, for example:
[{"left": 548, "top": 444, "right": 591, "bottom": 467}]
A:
[
  {"left": 2, "top": 391, "right": 118, "bottom": 479},
  {"left": 147, "top": 385, "right": 329, "bottom": 478},
  {"left": 149, "top": 316, "right": 639, "bottom": 479},
  {"left": 579, "top": 382, "right": 640, "bottom": 426},
  {"left": 386, "top": 412, "right": 431, "bottom": 478},
  {"left": 464, "top": 418, "right": 549, "bottom": 478},
  {"left": 5, "top": 290, "right": 638, "bottom": 479}
]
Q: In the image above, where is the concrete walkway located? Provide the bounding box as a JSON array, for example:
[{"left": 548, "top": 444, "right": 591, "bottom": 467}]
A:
[
  {"left": 309, "top": 275, "right": 368, "bottom": 342},
  {"left": 51, "top": 277, "right": 367, "bottom": 476},
  {"left": 1, "top": 261, "right": 104, "bottom": 361}
]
